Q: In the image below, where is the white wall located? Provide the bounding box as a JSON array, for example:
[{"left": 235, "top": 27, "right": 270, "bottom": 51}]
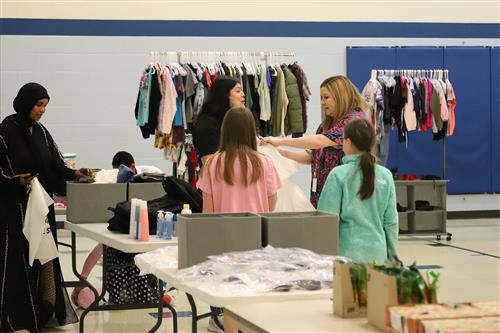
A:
[
  {"left": 1, "top": 36, "right": 498, "bottom": 194},
  {"left": 2, "top": 0, "right": 499, "bottom": 23},
  {"left": 1, "top": 0, "right": 498, "bottom": 202}
]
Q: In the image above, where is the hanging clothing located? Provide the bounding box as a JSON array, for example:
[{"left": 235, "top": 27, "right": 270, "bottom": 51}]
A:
[
  {"left": 0, "top": 115, "right": 78, "bottom": 332},
  {"left": 289, "top": 63, "right": 310, "bottom": 133},
  {"left": 270, "top": 65, "right": 288, "bottom": 137},
  {"left": 282, "top": 65, "right": 304, "bottom": 136},
  {"left": 258, "top": 65, "right": 272, "bottom": 122},
  {"left": 361, "top": 78, "right": 384, "bottom": 140}
]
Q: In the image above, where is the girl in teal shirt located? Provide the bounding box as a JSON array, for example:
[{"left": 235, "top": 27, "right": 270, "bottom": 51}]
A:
[{"left": 318, "top": 118, "right": 398, "bottom": 263}]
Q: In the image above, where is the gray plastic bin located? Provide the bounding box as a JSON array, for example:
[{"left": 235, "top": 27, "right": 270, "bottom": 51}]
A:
[
  {"left": 177, "top": 212, "right": 261, "bottom": 268},
  {"left": 66, "top": 182, "right": 127, "bottom": 223},
  {"left": 260, "top": 211, "right": 339, "bottom": 255},
  {"left": 128, "top": 182, "right": 165, "bottom": 201}
]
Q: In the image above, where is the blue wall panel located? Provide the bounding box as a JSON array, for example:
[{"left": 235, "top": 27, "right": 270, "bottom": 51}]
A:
[
  {"left": 444, "top": 47, "right": 491, "bottom": 193},
  {"left": 347, "top": 47, "right": 396, "bottom": 90},
  {"left": 347, "top": 46, "right": 495, "bottom": 194},
  {"left": 386, "top": 47, "right": 445, "bottom": 179},
  {"left": 346, "top": 47, "right": 398, "bottom": 162},
  {"left": 491, "top": 47, "right": 500, "bottom": 193}
]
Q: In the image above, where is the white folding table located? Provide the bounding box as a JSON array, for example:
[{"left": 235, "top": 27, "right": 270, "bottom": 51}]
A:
[
  {"left": 64, "top": 221, "right": 177, "bottom": 333},
  {"left": 150, "top": 266, "right": 332, "bottom": 333},
  {"left": 225, "top": 298, "right": 379, "bottom": 333}
]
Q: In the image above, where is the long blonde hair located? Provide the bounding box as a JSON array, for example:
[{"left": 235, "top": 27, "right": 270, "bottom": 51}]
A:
[
  {"left": 320, "top": 76, "right": 368, "bottom": 131},
  {"left": 204, "top": 107, "right": 262, "bottom": 186}
]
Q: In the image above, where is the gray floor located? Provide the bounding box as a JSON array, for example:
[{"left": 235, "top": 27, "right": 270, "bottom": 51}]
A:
[{"left": 48, "top": 218, "right": 500, "bottom": 333}]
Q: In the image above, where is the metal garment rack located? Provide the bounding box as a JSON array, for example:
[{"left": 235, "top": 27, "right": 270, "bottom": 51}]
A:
[
  {"left": 148, "top": 51, "right": 297, "bottom": 178},
  {"left": 372, "top": 68, "right": 449, "bottom": 180},
  {"left": 372, "top": 69, "right": 453, "bottom": 241},
  {"left": 149, "top": 50, "right": 296, "bottom": 65}
]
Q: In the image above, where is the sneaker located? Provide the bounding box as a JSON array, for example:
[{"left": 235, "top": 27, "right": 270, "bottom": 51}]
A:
[{"left": 207, "top": 316, "right": 224, "bottom": 333}]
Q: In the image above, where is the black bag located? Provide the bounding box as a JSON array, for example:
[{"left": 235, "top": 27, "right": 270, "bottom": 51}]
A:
[
  {"left": 107, "top": 195, "right": 183, "bottom": 234},
  {"left": 162, "top": 176, "right": 202, "bottom": 213},
  {"left": 132, "top": 172, "right": 166, "bottom": 183}
]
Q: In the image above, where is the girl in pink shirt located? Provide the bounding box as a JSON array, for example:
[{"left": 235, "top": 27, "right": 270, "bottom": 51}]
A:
[{"left": 198, "top": 107, "right": 282, "bottom": 213}]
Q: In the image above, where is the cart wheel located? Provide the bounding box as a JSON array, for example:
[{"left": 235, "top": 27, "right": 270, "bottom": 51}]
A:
[
  {"left": 436, "top": 235, "right": 441, "bottom": 241},
  {"left": 446, "top": 234, "right": 452, "bottom": 241}
]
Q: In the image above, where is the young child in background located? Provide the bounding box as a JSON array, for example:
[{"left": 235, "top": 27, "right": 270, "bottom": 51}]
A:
[
  {"left": 198, "top": 107, "right": 281, "bottom": 213},
  {"left": 197, "top": 107, "right": 281, "bottom": 333},
  {"left": 317, "top": 118, "right": 398, "bottom": 263}
]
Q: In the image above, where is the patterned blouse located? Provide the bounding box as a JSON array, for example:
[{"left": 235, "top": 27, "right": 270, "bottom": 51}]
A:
[{"left": 310, "top": 108, "right": 365, "bottom": 207}]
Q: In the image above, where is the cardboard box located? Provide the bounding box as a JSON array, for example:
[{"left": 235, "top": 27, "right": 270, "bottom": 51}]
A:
[
  {"left": 333, "top": 261, "right": 367, "bottom": 318},
  {"left": 66, "top": 182, "right": 127, "bottom": 223},
  {"left": 261, "top": 211, "right": 339, "bottom": 255},
  {"left": 387, "top": 302, "right": 500, "bottom": 333},
  {"left": 367, "top": 267, "right": 399, "bottom": 331},
  {"left": 177, "top": 212, "right": 261, "bottom": 269},
  {"left": 419, "top": 316, "right": 500, "bottom": 333}
]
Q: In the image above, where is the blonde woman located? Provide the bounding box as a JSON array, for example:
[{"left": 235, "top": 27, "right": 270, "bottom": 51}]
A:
[{"left": 262, "top": 75, "right": 367, "bottom": 207}]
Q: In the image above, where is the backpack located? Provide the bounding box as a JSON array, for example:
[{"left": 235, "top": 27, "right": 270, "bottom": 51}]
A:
[
  {"left": 162, "top": 176, "right": 202, "bottom": 213},
  {"left": 107, "top": 176, "right": 202, "bottom": 234},
  {"left": 107, "top": 195, "right": 183, "bottom": 234}
]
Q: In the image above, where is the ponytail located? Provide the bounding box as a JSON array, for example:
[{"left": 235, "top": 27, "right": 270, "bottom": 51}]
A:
[
  {"left": 344, "top": 118, "right": 377, "bottom": 200},
  {"left": 358, "top": 150, "right": 376, "bottom": 200}
]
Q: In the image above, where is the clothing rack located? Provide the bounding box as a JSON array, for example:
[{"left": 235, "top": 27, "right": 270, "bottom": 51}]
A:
[
  {"left": 371, "top": 69, "right": 449, "bottom": 81},
  {"left": 372, "top": 68, "right": 451, "bottom": 180},
  {"left": 147, "top": 51, "right": 298, "bottom": 179},
  {"left": 149, "top": 51, "right": 296, "bottom": 65}
]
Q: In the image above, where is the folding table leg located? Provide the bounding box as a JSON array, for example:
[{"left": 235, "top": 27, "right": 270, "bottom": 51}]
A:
[
  {"left": 148, "top": 279, "right": 165, "bottom": 333},
  {"left": 187, "top": 293, "right": 198, "bottom": 333},
  {"left": 77, "top": 243, "right": 109, "bottom": 333}
]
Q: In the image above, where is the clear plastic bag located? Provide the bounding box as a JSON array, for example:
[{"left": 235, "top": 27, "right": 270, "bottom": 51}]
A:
[
  {"left": 174, "top": 246, "right": 346, "bottom": 296},
  {"left": 134, "top": 246, "right": 178, "bottom": 275}
]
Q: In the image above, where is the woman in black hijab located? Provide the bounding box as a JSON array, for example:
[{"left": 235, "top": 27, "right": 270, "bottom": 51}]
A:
[{"left": 0, "top": 83, "right": 91, "bottom": 332}]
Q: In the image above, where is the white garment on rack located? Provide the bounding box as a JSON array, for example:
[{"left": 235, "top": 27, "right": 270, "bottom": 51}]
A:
[
  {"left": 23, "top": 178, "right": 59, "bottom": 266},
  {"left": 160, "top": 66, "right": 178, "bottom": 134},
  {"left": 258, "top": 144, "right": 314, "bottom": 212},
  {"left": 258, "top": 65, "right": 272, "bottom": 121},
  {"left": 404, "top": 79, "right": 417, "bottom": 131}
]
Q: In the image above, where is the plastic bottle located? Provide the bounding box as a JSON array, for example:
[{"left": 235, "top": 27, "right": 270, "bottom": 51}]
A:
[
  {"left": 156, "top": 211, "right": 164, "bottom": 239},
  {"left": 181, "top": 204, "right": 192, "bottom": 215},
  {"left": 138, "top": 200, "right": 149, "bottom": 241},
  {"left": 164, "top": 212, "right": 173, "bottom": 240},
  {"left": 172, "top": 213, "right": 177, "bottom": 237}
]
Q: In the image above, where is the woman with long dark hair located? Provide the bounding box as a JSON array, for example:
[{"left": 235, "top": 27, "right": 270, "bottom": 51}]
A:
[{"left": 192, "top": 76, "right": 245, "bottom": 165}]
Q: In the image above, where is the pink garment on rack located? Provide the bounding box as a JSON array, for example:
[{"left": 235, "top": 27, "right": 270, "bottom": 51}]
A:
[
  {"left": 160, "top": 66, "right": 178, "bottom": 135},
  {"left": 438, "top": 80, "right": 449, "bottom": 121},
  {"left": 425, "top": 79, "right": 434, "bottom": 131},
  {"left": 404, "top": 80, "right": 417, "bottom": 131},
  {"left": 447, "top": 80, "right": 457, "bottom": 136}
]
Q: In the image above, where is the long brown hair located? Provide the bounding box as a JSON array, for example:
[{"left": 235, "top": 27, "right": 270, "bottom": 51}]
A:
[
  {"left": 320, "top": 76, "right": 368, "bottom": 132},
  {"left": 205, "top": 107, "right": 262, "bottom": 186},
  {"left": 344, "top": 118, "right": 377, "bottom": 200}
]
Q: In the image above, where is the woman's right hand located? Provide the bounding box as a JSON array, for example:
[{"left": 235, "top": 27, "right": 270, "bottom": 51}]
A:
[{"left": 261, "top": 136, "right": 283, "bottom": 147}]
